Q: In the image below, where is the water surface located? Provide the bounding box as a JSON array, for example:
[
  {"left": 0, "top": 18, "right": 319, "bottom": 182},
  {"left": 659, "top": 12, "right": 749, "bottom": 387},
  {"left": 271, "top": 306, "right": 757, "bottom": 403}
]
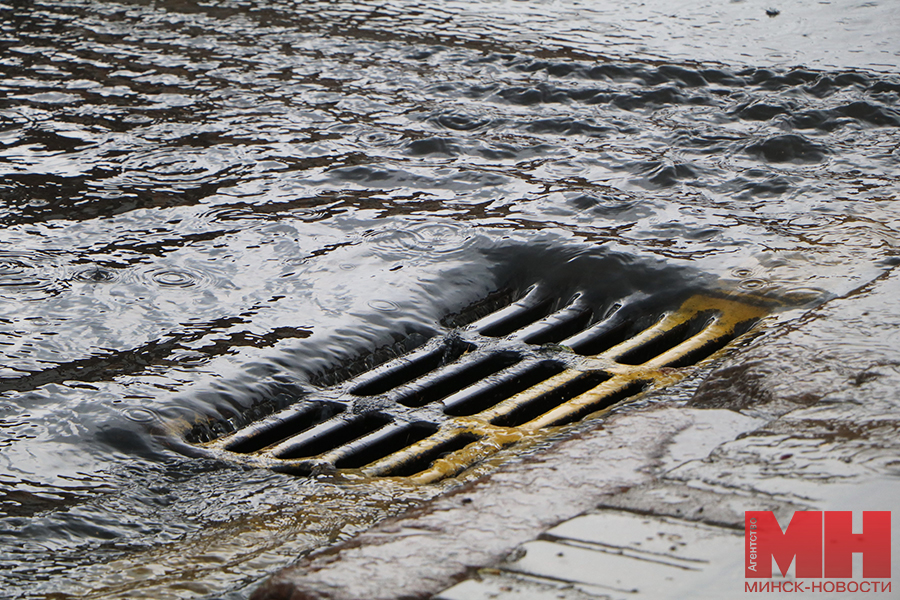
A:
[{"left": 1, "top": 0, "right": 899, "bottom": 597}]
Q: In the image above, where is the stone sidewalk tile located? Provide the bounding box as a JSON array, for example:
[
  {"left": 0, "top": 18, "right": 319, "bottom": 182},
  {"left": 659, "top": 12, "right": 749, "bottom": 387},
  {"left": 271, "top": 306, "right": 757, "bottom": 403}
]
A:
[
  {"left": 436, "top": 509, "right": 744, "bottom": 600},
  {"left": 434, "top": 570, "right": 611, "bottom": 600}
]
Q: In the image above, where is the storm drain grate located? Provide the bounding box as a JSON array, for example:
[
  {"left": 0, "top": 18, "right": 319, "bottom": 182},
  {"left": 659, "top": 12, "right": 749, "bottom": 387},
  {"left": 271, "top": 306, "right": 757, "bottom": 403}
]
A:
[{"left": 172, "top": 286, "right": 769, "bottom": 483}]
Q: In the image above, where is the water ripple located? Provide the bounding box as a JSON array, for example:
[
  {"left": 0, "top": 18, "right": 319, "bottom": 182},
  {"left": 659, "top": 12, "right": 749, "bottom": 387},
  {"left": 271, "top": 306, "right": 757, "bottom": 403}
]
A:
[
  {"left": 98, "top": 148, "right": 249, "bottom": 193},
  {"left": 73, "top": 267, "right": 118, "bottom": 283},
  {"left": 365, "top": 222, "right": 475, "bottom": 260},
  {"left": 367, "top": 299, "right": 400, "bottom": 312},
  {"left": 149, "top": 269, "right": 199, "bottom": 288},
  {"left": 141, "top": 267, "right": 215, "bottom": 290},
  {"left": 0, "top": 251, "right": 68, "bottom": 300}
]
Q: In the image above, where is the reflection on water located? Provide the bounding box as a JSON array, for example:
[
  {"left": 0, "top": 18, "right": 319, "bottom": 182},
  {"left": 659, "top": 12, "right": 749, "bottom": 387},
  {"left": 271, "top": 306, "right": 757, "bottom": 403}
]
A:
[{"left": 1, "top": 0, "right": 899, "bottom": 597}]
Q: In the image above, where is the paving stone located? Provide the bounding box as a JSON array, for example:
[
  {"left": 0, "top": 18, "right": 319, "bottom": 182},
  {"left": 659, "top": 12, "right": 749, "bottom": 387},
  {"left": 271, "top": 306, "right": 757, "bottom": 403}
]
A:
[{"left": 435, "top": 571, "right": 610, "bottom": 600}]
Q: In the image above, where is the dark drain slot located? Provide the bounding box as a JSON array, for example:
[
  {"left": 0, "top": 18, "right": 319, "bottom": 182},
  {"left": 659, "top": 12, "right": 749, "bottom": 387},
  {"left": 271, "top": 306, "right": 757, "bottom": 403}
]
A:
[
  {"left": 661, "top": 318, "right": 760, "bottom": 368},
  {"left": 441, "top": 289, "right": 515, "bottom": 329},
  {"left": 225, "top": 401, "right": 345, "bottom": 454},
  {"left": 382, "top": 433, "right": 480, "bottom": 477},
  {"left": 336, "top": 422, "right": 439, "bottom": 469},
  {"left": 351, "top": 340, "right": 475, "bottom": 396},
  {"left": 474, "top": 286, "right": 556, "bottom": 337},
  {"left": 309, "top": 332, "right": 429, "bottom": 388},
  {"left": 616, "top": 311, "right": 718, "bottom": 365},
  {"left": 550, "top": 380, "right": 650, "bottom": 427},
  {"left": 396, "top": 352, "right": 522, "bottom": 408},
  {"left": 491, "top": 371, "right": 612, "bottom": 427},
  {"left": 274, "top": 413, "right": 392, "bottom": 459},
  {"left": 564, "top": 309, "right": 637, "bottom": 356},
  {"left": 518, "top": 301, "right": 594, "bottom": 346},
  {"left": 442, "top": 360, "right": 568, "bottom": 416}
]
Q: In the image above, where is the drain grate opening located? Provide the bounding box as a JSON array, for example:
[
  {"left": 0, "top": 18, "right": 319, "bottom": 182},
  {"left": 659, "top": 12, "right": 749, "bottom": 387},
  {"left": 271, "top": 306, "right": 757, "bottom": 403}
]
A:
[
  {"left": 382, "top": 433, "right": 481, "bottom": 478},
  {"left": 309, "top": 332, "right": 430, "bottom": 388},
  {"left": 274, "top": 413, "right": 392, "bottom": 459},
  {"left": 563, "top": 307, "right": 644, "bottom": 356},
  {"left": 518, "top": 296, "right": 594, "bottom": 345},
  {"left": 550, "top": 380, "right": 651, "bottom": 427},
  {"left": 441, "top": 289, "right": 515, "bottom": 329},
  {"left": 442, "top": 360, "right": 568, "bottom": 416},
  {"left": 184, "top": 388, "right": 306, "bottom": 445},
  {"left": 335, "top": 421, "right": 439, "bottom": 469},
  {"left": 476, "top": 288, "right": 556, "bottom": 337},
  {"left": 351, "top": 339, "right": 475, "bottom": 396},
  {"left": 491, "top": 370, "right": 613, "bottom": 428},
  {"left": 616, "top": 311, "right": 718, "bottom": 365},
  {"left": 225, "top": 401, "right": 345, "bottom": 454},
  {"left": 661, "top": 317, "right": 760, "bottom": 368},
  {"left": 396, "top": 351, "right": 522, "bottom": 408}
]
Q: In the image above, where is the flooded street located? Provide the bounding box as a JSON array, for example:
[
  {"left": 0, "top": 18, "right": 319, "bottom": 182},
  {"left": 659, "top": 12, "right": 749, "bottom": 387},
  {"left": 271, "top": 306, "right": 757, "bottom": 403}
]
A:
[{"left": 1, "top": 0, "right": 899, "bottom": 598}]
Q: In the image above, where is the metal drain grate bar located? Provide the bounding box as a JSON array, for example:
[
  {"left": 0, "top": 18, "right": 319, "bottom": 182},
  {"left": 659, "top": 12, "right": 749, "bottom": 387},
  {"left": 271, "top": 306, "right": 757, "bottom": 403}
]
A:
[
  {"left": 510, "top": 293, "right": 592, "bottom": 345},
  {"left": 368, "top": 429, "right": 486, "bottom": 479},
  {"left": 351, "top": 338, "right": 475, "bottom": 396},
  {"left": 474, "top": 285, "right": 554, "bottom": 337},
  {"left": 441, "top": 359, "right": 567, "bottom": 417},
  {"left": 223, "top": 401, "right": 345, "bottom": 454},
  {"left": 173, "top": 289, "right": 770, "bottom": 483},
  {"left": 393, "top": 350, "right": 522, "bottom": 408}
]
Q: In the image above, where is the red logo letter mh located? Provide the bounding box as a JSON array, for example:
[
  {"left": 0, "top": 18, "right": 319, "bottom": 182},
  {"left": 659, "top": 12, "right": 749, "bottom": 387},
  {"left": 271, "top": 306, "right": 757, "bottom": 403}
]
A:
[{"left": 745, "top": 511, "right": 891, "bottom": 578}]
